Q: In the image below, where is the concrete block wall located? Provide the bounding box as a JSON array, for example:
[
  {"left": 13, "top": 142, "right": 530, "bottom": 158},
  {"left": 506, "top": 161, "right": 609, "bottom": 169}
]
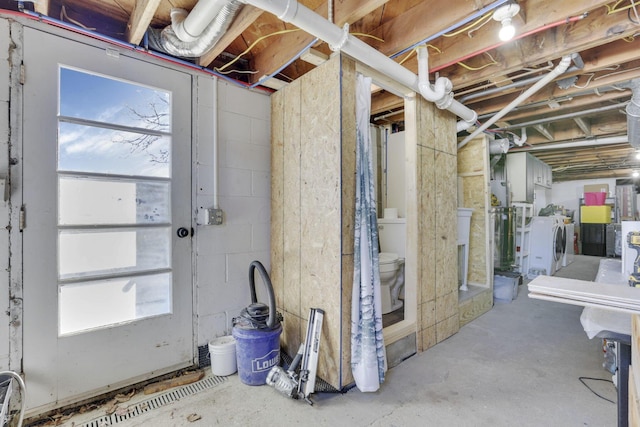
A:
[{"left": 195, "top": 78, "right": 272, "bottom": 348}]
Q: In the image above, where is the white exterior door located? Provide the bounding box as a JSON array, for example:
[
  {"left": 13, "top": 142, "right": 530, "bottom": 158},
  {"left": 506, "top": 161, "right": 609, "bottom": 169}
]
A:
[{"left": 21, "top": 27, "right": 194, "bottom": 413}]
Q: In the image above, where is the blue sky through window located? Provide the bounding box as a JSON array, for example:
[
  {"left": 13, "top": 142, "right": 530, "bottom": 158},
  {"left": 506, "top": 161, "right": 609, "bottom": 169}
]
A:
[{"left": 58, "top": 67, "right": 172, "bottom": 178}]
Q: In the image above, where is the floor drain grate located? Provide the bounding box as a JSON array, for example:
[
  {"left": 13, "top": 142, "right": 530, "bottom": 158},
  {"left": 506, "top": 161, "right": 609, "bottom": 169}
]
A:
[{"left": 77, "top": 375, "right": 227, "bottom": 427}]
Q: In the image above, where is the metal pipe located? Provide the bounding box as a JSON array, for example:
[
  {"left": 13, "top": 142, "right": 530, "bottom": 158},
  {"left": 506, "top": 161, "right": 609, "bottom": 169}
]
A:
[
  {"left": 458, "top": 54, "right": 584, "bottom": 102},
  {"left": 511, "top": 135, "right": 628, "bottom": 151},
  {"left": 494, "top": 102, "right": 628, "bottom": 131},
  {"left": 458, "top": 55, "right": 573, "bottom": 149}
]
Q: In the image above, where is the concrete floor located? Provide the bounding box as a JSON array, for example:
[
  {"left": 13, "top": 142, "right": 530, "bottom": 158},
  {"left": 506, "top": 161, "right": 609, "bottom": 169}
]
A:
[{"left": 57, "top": 255, "right": 618, "bottom": 426}]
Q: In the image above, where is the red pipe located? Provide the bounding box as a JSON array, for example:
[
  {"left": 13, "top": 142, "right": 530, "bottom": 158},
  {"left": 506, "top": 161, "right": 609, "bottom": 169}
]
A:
[{"left": 432, "top": 14, "right": 588, "bottom": 73}]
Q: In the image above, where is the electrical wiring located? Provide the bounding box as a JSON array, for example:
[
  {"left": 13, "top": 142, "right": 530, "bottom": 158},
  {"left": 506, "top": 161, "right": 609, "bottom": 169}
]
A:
[
  {"left": 442, "top": 12, "right": 493, "bottom": 38},
  {"left": 216, "top": 68, "right": 259, "bottom": 75},
  {"left": 457, "top": 51, "right": 499, "bottom": 70},
  {"left": 351, "top": 33, "right": 384, "bottom": 43},
  {"left": 605, "top": 0, "right": 640, "bottom": 14},
  {"left": 397, "top": 45, "right": 440, "bottom": 66},
  {"left": 457, "top": 59, "right": 498, "bottom": 71},
  {"left": 593, "top": 65, "right": 640, "bottom": 81},
  {"left": 60, "top": 5, "right": 95, "bottom": 30},
  {"left": 467, "top": 13, "right": 495, "bottom": 38},
  {"left": 571, "top": 73, "right": 596, "bottom": 89},
  {"left": 216, "top": 28, "right": 301, "bottom": 73},
  {"left": 433, "top": 14, "right": 588, "bottom": 73}
]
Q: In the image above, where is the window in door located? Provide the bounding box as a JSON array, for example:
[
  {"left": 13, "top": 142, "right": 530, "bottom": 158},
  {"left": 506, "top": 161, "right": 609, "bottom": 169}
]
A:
[{"left": 57, "top": 67, "right": 174, "bottom": 335}]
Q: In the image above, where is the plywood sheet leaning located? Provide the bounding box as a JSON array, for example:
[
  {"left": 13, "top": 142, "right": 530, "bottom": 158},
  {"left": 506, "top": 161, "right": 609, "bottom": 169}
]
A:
[
  {"left": 456, "top": 136, "right": 493, "bottom": 325},
  {"left": 457, "top": 136, "right": 489, "bottom": 287}
]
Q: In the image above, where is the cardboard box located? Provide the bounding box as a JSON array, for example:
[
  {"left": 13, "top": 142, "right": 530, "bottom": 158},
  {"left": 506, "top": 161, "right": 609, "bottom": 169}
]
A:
[
  {"left": 581, "top": 205, "right": 612, "bottom": 223},
  {"left": 584, "top": 183, "right": 609, "bottom": 194}
]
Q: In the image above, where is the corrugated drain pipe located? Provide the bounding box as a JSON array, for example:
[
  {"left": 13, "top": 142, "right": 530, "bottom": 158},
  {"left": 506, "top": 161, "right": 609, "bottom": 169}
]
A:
[{"left": 457, "top": 54, "right": 573, "bottom": 150}]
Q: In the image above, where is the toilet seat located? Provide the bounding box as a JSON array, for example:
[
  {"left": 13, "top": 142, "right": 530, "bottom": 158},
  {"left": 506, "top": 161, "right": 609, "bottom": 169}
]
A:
[{"left": 379, "top": 252, "right": 398, "bottom": 273}]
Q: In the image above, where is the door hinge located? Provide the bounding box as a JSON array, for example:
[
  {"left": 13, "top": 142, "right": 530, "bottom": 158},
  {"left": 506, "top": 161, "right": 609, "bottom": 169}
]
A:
[
  {"left": 20, "top": 63, "right": 25, "bottom": 85},
  {"left": 19, "top": 205, "right": 25, "bottom": 231}
]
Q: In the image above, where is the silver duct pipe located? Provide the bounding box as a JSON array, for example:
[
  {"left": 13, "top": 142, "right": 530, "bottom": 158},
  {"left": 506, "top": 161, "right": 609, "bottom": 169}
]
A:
[
  {"left": 627, "top": 79, "right": 640, "bottom": 147},
  {"left": 148, "top": 1, "right": 243, "bottom": 58},
  {"left": 458, "top": 55, "right": 573, "bottom": 150}
]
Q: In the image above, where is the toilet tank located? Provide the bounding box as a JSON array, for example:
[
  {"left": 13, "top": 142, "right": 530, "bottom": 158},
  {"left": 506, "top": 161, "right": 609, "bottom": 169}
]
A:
[{"left": 377, "top": 218, "right": 406, "bottom": 258}]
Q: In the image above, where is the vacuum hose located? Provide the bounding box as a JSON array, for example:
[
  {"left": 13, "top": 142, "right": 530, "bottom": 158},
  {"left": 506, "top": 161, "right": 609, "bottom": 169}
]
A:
[{"left": 235, "top": 261, "right": 278, "bottom": 329}]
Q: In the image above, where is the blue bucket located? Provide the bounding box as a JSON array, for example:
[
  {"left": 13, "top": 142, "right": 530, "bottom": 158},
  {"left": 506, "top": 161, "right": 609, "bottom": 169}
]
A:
[{"left": 232, "top": 323, "right": 282, "bottom": 385}]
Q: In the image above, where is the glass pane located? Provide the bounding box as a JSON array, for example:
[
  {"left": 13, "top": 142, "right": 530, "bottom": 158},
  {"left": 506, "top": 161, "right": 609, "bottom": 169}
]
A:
[
  {"left": 59, "top": 176, "right": 170, "bottom": 225},
  {"left": 58, "top": 228, "right": 171, "bottom": 280},
  {"left": 59, "top": 67, "right": 171, "bottom": 131},
  {"left": 58, "top": 122, "right": 171, "bottom": 178},
  {"left": 59, "top": 272, "right": 172, "bottom": 335}
]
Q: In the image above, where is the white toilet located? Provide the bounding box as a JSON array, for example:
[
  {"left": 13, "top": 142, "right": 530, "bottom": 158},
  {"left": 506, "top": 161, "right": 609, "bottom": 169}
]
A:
[{"left": 378, "top": 217, "right": 406, "bottom": 315}]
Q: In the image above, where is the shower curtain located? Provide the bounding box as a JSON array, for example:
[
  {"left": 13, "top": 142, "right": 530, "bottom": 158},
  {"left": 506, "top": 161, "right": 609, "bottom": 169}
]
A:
[{"left": 351, "top": 73, "right": 386, "bottom": 392}]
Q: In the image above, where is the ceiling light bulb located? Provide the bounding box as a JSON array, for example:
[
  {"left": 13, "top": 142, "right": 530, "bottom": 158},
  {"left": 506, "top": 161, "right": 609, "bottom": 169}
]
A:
[
  {"left": 499, "top": 18, "right": 516, "bottom": 41},
  {"left": 493, "top": 2, "right": 520, "bottom": 42},
  {"left": 634, "top": 171, "right": 639, "bottom": 178}
]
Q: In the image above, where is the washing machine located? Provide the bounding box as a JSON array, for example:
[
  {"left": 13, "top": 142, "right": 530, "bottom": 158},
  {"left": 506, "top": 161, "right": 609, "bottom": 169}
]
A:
[
  {"left": 528, "top": 216, "right": 564, "bottom": 277},
  {"left": 552, "top": 215, "right": 567, "bottom": 273}
]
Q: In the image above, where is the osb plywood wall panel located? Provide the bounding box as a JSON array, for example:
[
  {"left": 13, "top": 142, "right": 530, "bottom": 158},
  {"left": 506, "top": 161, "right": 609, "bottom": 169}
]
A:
[
  {"left": 457, "top": 136, "right": 489, "bottom": 287},
  {"left": 300, "top": 55, "right": 343, "bottom": 386},
  {"left": 270, "top": 54, "right": 354, "bottom": 390},
  {"left": 416, "top": 97, "right": 459, "bottom": 351},
  {"left": 282, "top": 80, "right": 304, "bottom": 354},
  {"left": 340, "top": 57, "right": 356, "bottom": 387},
  {"left": 270, "top": 90, "right": 284, "bottom": 312}
]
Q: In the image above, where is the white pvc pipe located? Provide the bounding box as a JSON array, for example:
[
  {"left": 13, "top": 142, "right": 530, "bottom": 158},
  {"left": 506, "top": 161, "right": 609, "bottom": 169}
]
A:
[
  {"left": 213, "top": 80, "right": 219, "bottom": 209},
  {"left": 240, "top": 0, "right": 477, "bottom": 128},
  {"left": 417, "top": 46, "right": 447, "bottom": 102},
  {"left": 513, "top": 135, "right": 628, "bottom": 151},
  {"left": 458, "top": 55, "right": 573, "bottom": 150},
  {"left": 172, "top": 0, "right": 229, "bottom": 42}
]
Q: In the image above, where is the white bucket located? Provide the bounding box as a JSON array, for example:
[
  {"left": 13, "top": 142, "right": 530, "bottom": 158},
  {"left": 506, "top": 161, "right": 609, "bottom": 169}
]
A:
[{"left": 209, "top": 335, "right": 237, "bottom": 376}]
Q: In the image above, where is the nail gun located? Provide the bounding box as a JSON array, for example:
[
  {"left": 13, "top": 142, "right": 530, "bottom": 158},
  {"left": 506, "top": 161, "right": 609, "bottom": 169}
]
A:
[
  {"left": 266, "top": 307, "right": 324, "bottom": 405},
  {"left": 628, "top": 231, "right": 640, "bottom": 287}
]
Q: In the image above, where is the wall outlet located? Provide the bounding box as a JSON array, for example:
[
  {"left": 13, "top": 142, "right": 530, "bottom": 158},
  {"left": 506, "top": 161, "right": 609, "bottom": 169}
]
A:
[{"left": 198, "top": 208, "right": 224, "bottom": 225}]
